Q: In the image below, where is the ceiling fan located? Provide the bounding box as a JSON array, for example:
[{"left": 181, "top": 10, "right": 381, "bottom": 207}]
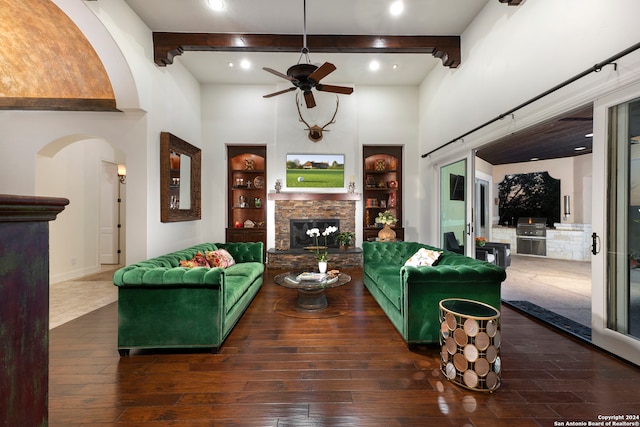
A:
[{"left": 262, "top": 0, "right": 354, "bottom": 108}]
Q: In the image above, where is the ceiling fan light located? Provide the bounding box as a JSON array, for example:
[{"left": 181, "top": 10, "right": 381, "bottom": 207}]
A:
[
  {"left": 390, "top": 1, "right": 404, "bottom": 16},
  {"left": 207, "top": 0, "right": 225, "bottom": 11}
]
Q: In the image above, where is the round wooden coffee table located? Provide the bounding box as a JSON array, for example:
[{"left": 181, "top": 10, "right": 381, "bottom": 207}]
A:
[{"left": 274, "top": 272, "right": 351, "bottom": 311}]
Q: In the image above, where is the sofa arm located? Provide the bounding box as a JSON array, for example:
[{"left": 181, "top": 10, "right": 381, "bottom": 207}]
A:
[{"left": 216, "top": 241, "right": 264, "bottom": 264}]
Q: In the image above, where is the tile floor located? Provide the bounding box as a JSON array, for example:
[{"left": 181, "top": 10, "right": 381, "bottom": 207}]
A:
[
  {"left": 501, "top": 255, "right": 591, "bottom": 327},
  {"left": 49, "top": 265, "right": 120, "bottom": 329}
]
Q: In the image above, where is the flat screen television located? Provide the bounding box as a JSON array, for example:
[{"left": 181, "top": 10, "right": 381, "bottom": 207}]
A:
[
  {"left": 286, "top": 153, "right": 345, "bottom": 188},
  {"left": 450, "top": 174, "right": 465, "bottom": 201}
]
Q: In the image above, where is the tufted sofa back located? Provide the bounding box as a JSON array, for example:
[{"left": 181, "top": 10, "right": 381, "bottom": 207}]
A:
[
  {"left": 362, "top": 241, "right": 443, "bottom": 266},
  {"left": 113, "top": 242, "right": 263, "bottom": 287}
]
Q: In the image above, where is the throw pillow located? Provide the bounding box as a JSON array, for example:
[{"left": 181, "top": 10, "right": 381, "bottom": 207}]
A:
[
  {"left": 179, "top": 251, "right": 211, "bottom": 268},
  {"left": 404, "top": 248, "right": 442, "bottom": 267},
  {"left": 205, "top": 248, "right": 236, "bottom": 268}
]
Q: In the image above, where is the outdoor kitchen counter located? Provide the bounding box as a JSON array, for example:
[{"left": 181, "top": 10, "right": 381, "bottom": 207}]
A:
[{"left": 492, "top": 223, "right": 592, "bottom": 262}]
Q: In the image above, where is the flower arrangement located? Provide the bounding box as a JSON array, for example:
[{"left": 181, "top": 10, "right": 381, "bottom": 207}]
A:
[
  {"left": 375, "top": 210, "right": 398, "bottom": 226},
  {"left": 306, "top": 226, "right": 338, "bottom": 261},
  {"left": 475, "top": 236, "right": 487, "bottom": 247},
  {"left": 336, "top": 231, "right": 355, "bottom": 248}
]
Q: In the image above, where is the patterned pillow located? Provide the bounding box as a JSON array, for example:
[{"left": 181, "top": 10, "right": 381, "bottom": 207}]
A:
[
  {"left": 404, "top": 248, "right": 442, "bottom": 267},
  {"left": 179, "top": 251, "right": 211, "bottom": 268},
  {"left": 205, "top": 249, "right": 236, "bottom": 268}
]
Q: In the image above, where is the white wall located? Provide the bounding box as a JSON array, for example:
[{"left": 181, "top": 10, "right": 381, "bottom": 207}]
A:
[
  {"left": 201, "top": 84, "right": 419, "bottom": 248},
  {"left": 418, "top": 0, "right": 640, "bottom": 243},
  {"left": 357, "top": 86, "right": 420, "bottom": 241}
]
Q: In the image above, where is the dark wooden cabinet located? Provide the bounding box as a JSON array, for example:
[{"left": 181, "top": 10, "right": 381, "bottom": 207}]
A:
[
  {"left": 362, "top": 145, "right": 404, "bottom": 241},
  {"left": 1, "top": 195, "right": 68, "bottom": 427},
  {"left": 226, "top": 145, "right": 267, "bottom": 252}
]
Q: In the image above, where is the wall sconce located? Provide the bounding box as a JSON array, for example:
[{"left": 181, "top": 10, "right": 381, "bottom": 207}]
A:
[
  {"left": 117, "top": 164, "right": 126, "bottom": 184},
  {"left": 564, "top": 195, "right": 570, "bottom": 217}
]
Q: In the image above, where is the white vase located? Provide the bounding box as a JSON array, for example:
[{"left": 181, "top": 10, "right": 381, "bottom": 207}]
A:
[{"left": 318, "top": 261, "right": 328, "bottom": 274}]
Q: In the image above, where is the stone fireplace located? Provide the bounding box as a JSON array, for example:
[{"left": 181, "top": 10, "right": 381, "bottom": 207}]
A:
[{"left": 267, "top": 192, "right": 362, "bottom": 269}]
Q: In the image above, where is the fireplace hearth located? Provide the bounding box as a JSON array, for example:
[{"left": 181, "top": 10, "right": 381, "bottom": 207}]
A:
[{"left": 290, "top": 219, "right": 340, "bottom": 249}]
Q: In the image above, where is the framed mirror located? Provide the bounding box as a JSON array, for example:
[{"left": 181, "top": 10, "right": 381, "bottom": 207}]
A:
[{"left": 160, "top": 132, "right": 201, "bottom": 222}]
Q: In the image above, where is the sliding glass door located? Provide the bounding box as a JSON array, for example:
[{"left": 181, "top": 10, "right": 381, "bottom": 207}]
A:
[{"left": 592, "top": 90, "right": 640, "bottom": 365}]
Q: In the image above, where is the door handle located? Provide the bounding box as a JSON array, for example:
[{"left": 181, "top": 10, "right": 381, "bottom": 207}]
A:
[
  {"left": 591, "top": 232, "right": 600, "bottom": 255},
  {"left": 466, "top": 223, "right": 471, "bottom": 235}
]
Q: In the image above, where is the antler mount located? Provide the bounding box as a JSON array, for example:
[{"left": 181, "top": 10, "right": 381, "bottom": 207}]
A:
[{"left": 296, "top": 93, "right": 339, "bottom": 143}]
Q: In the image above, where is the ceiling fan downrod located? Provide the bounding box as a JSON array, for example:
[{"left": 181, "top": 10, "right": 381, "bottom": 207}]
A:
[{"left": 299, "top": 0, "right": 310, "bottom": 64}]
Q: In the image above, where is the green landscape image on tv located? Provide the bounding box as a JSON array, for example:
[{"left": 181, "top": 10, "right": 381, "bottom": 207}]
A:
[{"left": 286, "top": 154, "right": 345, "bottom": 188}]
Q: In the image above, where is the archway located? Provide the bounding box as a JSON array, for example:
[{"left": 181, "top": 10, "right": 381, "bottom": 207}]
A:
[{"left": 36, "top": 135, "right": 126, "bottom": 283}]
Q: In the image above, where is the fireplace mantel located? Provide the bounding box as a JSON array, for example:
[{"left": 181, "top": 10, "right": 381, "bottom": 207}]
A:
[{"left": 267, "top": 192, "right": 361, "bottom": 201}]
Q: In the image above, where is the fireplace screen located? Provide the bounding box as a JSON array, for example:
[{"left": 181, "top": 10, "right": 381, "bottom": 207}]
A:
[{"left": 290, "top": 219, "right": 340, "bottom": 249}]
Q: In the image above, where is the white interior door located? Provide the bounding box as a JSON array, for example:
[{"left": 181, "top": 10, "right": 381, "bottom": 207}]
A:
[{"left": 99, "top": 161, "right": 118, "bottom": 264}]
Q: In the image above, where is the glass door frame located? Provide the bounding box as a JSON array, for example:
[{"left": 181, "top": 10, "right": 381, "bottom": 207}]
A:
[
  {"left": 592, "top": 82, "right": 640, "bottom": 366},
  {"left": 439, "top": 153, "right": 475, "bottom": 256}
]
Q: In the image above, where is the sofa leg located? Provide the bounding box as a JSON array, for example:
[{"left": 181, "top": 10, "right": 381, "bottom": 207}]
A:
[{"left": 118, "top": 349, "right": 130, "bottom": 356}]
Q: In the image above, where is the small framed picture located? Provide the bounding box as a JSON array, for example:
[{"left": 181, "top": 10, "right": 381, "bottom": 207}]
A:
[{"left": 375, "top": 159, "right": 386, "bottom": 171}]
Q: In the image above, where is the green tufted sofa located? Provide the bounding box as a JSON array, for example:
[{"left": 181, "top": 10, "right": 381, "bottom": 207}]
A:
[
  {"left": 362, "top": 241, "right": 506, "bottom": 347},
  {"left": 113, "top": 242, "right": 264, "bottom": 355}
]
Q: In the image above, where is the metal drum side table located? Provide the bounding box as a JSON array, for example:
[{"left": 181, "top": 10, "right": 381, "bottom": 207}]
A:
[{"left": 439, "top": 298, "right": 501, "bottom": 392}]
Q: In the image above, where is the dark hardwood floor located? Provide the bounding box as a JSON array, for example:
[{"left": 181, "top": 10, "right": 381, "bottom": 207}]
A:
[{"left": 49, "top": 268, "right": 640, "bottom": 426}]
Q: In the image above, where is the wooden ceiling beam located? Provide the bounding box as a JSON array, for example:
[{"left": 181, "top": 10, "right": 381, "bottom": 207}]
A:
[{"left": 153, "top": 33, "right": 461, "bottom": 68}]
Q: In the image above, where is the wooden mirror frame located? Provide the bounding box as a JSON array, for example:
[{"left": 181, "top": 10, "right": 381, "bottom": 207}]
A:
[{"left": 160, "top": 132, "right": 201, "bottom": 222}]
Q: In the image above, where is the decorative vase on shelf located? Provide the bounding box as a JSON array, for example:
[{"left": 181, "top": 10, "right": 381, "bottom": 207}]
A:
[
  {"left": 378, "top": 224, "right": 396, "bottom": 241},
  {"left": 318, "top": 261, "right": 328, "bottom": 274}
]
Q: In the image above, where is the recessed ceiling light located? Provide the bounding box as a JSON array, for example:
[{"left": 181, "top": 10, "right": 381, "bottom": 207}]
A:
[
  {"left": 207, "top": 0, "right": 225, "bottom": 11},
  {"left": 369, "top": 61, "right": 380, "bottom": 71},
  {"left": 240, "top": 59, "right": 251, "bottom": 69},
  {"left": 392, "top": 64, "right": 398, "bottom": 70},
  {"left": 574, "top": 146, "right": 587, "bottom": 151},
  {"left": 389, "top": 1, "right": 404, "bottom": 16},
  {"left": 585, "top": 133, "right": 593, "bottom": 138},
  {"left": 227, "top": 62, "right": 234, "bottom": 67}
]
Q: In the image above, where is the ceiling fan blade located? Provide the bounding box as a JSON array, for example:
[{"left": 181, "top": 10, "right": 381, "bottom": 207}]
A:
[
  {"left": 316, "top": 84, "right": 354, "bottom": 95},
  {"left": 263, "top": 67, "right": 294, "bottom": 81},
  {"left": 308, "top": 62, "right": 336, "bottom": 82},
  {"left": 303, "top": 90, "right": 316, "bottom": 108},
  {"left": 263, "top": 87, "right": 297, "bottom": 98}
]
